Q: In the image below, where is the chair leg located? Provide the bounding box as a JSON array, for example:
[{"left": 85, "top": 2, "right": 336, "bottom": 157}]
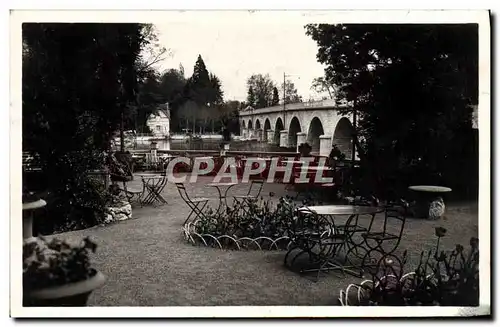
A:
[{"left": 184, "top": 201, "right": 208, "bottom": 225}]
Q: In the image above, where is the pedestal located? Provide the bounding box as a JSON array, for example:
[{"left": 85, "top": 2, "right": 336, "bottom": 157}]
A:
[
  {"left": 296, "top": 132, "right": 307, "bottom": 153},
  {"left": 23, "top": 199, "right": 47, "bottom": 240},
  {"left": 267, "top": 130, "right": 274, "bottom": 144},
  {"left": 279, "top": 130, "right": 289, "bottom": 148},
  {"left": 319, "top": 135, "right": 332, "bottom": 157},
  {"left": 408, "top": 185, "right": 452, "bottom": 220}
]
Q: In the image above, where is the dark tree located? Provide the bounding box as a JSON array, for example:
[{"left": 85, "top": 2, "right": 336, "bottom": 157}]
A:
[
  {"left": 186, "top": 54, "right": 212, "bottom": 106},
  {"left": 305, "top": 24, "right": 479, "bottom": 199},
  {"left": 247, "top": 86, "right": 257, "bottom": 108},
  {"left": 246, "top": 74, "right": 276, "bottom": 109},
  {"left": 22, "top": 23, "right": 148, "bottom": 233},
  {"left": 272, "top": 87, "right": 280, "bottom": 106},
  {"left": 281, "top": 79, "right": 302, "bottom": 104}
]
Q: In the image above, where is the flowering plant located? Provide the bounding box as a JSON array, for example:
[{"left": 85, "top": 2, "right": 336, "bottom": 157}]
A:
[
  {"left": 23, "top": 236, "right": 98, "bottom": 292},
  {"left": 346, "top": 228, "right": 480, "bottom": 306}
]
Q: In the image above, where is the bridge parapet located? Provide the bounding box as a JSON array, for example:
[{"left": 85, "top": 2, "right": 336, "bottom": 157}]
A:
[{"left": 239, "top": 99, "right": 351, "bottom": 116}]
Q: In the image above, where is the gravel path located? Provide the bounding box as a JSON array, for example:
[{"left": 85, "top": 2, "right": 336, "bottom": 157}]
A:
[{"left": 52, "top": 174, "right": 478, "bottom": 306}]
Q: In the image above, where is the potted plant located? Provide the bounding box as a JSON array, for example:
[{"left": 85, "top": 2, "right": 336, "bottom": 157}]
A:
[{"left": 23, "top": 236, "right": 106, "bottom": 307}]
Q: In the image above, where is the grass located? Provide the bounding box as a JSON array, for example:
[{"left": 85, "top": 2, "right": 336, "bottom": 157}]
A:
[{"left": 50, "top": 175, "right": 479, "bottom": 306}]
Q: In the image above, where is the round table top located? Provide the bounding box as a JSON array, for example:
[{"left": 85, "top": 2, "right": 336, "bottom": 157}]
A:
[
  {"left": 408, "top": 185, "right": 452, "bottom": 193},
  {"left": 23, "top": 199, "right": 47, "bottom": 211},
  {"left": 302, "top": 166, "right": 333, "bottom": 171},
  {"left": 205, "top": 182, "right": 237, "bottom": 187},
  {"left": 138, "top": 173, "right": 165, "bottom": 179},
  {"left": 241, "top": 157, "right": 270, "bottom": 161},
  {"left": 281, "top": 160, "right": 311, "bottom": 165},
  {"left": 193, "top": 156, "right": 214, "bottom": 160},
  {"left": 299, "top": 205, "right": 384, "bottom": 216}
]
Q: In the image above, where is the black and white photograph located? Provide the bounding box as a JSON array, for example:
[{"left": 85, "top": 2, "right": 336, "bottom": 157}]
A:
[{"left": 10, "top": 9, "right": 490, "bottom": 318}]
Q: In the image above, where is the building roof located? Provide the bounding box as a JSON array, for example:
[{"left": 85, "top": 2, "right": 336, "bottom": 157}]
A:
[{"left": 149, "top": 103, "right": 170, "bottom": 120}]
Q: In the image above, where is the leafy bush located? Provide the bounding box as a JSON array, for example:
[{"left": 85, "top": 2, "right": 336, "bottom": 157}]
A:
[
  {"left": 29, "top": 150, "right": 109, "bottom": 235},
  {"left": 192, "top": 194, "right": 297, "bottom": 247},
  {"left": 23, "top": 236, "right": 98, "bottom": 291}
]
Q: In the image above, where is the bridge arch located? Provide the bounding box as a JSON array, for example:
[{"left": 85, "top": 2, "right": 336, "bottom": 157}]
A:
[
  {"left": 263, "top": 118, "right": 271, "bottom": 142},
  {"left": 288, "top": 116, "right": 302, "bottom": 148},
  {"left": 333, "top": 117, "right": 354, "bottom": 159},
  {"left": 255, "top": 119, "right": 261, "bottom": 130},
  {"left": 273, "top": 117, "right": 284, "bottom": 145},
  {"left": 307, "top": 117, "right": 324, "bottom": 152},
  {"left": 248, "top": 120, "right": 253, "bottom": 130}
]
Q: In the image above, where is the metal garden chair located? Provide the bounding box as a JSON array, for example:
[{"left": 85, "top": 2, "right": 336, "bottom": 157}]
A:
[
  {"left": 175, "top": 182, "right": 209, "bottom": 225},
  {"left": 359, "top": 202, "right": 408, "bottom": 276},
  {"left": 284, "top": 207, "right": 347, "bottom": 282},
  {"left": 232, "top": 179, "right": 265, "bottom": 214}
]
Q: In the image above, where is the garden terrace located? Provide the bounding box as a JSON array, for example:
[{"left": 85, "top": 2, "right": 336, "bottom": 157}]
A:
[{"left": 48, "top": 174, "right": 478, "bottom": 306}]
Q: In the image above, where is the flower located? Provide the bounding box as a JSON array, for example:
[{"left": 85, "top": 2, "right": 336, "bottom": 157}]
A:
[
  {"left": 470, "top": 237, "right": 479, "bottom": 249},
  {"left": 435, "top": 227, "right": 447, "bottom": 237}
]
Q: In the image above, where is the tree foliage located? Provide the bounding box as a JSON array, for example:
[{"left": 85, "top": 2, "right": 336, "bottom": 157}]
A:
[
  {"left": 311, "top": 76, "right": 337, "bottom": 99},
  {"left": 246, "top": 74, "right": 276, "bottom": 109},
  {"left": 272, "top": 87, "right": 280, "bottom": 106},
  {"left": 281, "top": 79, "right": 303, "bottom": 104},
  {"left": 305, "top": 24, "right": 479, "bottom": 199},
  {"left": 23, "top": 23, "right": 149, "bottom": 233}
]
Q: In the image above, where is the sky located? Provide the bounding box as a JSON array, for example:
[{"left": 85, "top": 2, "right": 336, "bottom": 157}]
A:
[{"left": 151, "top": 21, "right": 327, "bottom": 102}]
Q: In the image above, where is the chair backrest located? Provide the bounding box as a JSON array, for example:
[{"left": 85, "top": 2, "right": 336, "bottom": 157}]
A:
[
  {"left": 175, "top": 182, "right": 192, "bottom": 204},
  {"left": 382, "top": 204, "right": 407, "bottom": 239},
  {"left": 246, "top": 179, "right": 265, "bottom": 197},
  {"left": 293, "top": 207, "right": 337, "bottom": 249}
]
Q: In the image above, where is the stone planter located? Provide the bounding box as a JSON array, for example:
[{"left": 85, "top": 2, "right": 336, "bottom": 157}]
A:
[{"left": 24, "top": 269, "right": 106, "bottom": 307}]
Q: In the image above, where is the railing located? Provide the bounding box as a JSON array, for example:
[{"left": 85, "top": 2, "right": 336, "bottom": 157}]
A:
[{"left": 239, "top": 99, "right": 352, "bottom": 116}]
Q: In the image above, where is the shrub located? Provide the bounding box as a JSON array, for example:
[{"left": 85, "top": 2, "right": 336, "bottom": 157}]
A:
[
  {"left": 342, "top": 228, "right": 479, "bottom": 306},
  {"left": 23, "top": 236, "right": 98, "bottom": 292},
  {"left": 191, "top": 194, "right": 297, "bottom": 248}
]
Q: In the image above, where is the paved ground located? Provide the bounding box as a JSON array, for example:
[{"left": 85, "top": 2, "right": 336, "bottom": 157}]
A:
[{"left": 53, "top": 174, "right": 479, "bottom": 306}]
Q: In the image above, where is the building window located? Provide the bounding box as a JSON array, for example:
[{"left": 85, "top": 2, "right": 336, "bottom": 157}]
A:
[{"left": 156, "top": 125, "right": 161, "bottom": 132}]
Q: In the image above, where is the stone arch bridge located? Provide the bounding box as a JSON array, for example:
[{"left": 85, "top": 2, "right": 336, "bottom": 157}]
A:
[{"left": 239, "top": 99, "right": 355, "bottom": 158}]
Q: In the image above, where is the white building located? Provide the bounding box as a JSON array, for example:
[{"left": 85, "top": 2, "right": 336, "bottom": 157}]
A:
[{"left": 146, "top": 103, "right": 170, "bottom": 137}]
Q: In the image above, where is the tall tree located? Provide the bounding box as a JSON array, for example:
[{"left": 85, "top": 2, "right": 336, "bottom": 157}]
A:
[
  {"left": 305, "top": 23, "right": 479, "bottom": 198},
  {"left": 187, "top": 54, "right": 212, "bottom": 106},
  {"left": 311, "top": 76, "right": 337, "bottom": 99},
  {"left": 208, "top": 73, "right": 224, "bottom": 106},
  {"left": 22, "top": 23, "right": 148, "bottom": 232},
  {"left": 246, "top": 74, "right": 276, "bottom": 109},
  {"left": 157, "top": 67, "right": 187, "bottom": 131},
  {"left": 281, "top": 79, "right": 303, "bottom": 104},
  {"left": 272, "top": 87, "right": 280, "bottom": 105},
  {"left": 247, "top": 86, "right": 257, "bottom": 107}
]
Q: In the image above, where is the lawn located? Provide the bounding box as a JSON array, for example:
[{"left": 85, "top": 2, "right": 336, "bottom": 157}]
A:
[{"left": 51, "top": 175, "right": 479, "bottom": 306}]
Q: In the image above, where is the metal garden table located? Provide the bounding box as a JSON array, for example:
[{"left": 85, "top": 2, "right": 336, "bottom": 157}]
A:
[
  {"left": 205, "top": 182, "right": 237, "bottom": 214},
  {"left": 138, "top": 173, "right": 168, "bottom": 206},
  {"left": 296, "top": 205, "right": 384, "bottom": 278}
]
